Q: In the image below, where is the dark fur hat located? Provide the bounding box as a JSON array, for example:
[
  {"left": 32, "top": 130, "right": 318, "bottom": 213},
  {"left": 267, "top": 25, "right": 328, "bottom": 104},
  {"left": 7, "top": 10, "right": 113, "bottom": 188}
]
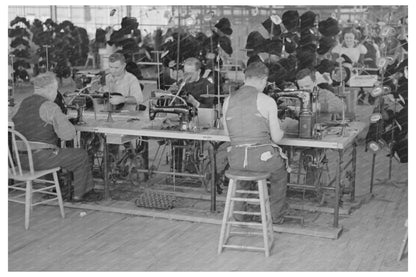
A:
[
  {"left": 299, "top": 28, "right": 318, "bottom": 46},
  {"left": 215, "top": 18, "right": 233, "bottom": 36},
  {"left": 260, "top": 38, "right": 283, "bottom": 56},
  {"left": 121, "top": 17, "right": 139, "bottom": 32},
  {"left": 300, "top": 11, "right": 316, "bottom": 30},
  {"left": 268, "top": 62, "right": 288, "bottom": 85},
  {"left": 262, "top": 17, "right": 282, "bottom": 37},
  {"left": 315, "top": 58, "right": 336, "bottom": 74},
  {"left": 318, "top": 17, "right": 340, "bottom": 37},
  {"left": 282, "top": 10, "right": 299, "bottom": 32},
  {"left": 245, "top": 31, "right": 266, "bottom": 54},
  {"left": 296, "top": 44, "right": 317, "bottom": 70},
  {"left": 317, "top": 36, "right": 336, "bottom": 55},
  {"left": 283, "top": 32, "right": 299, "bottom": 54}
]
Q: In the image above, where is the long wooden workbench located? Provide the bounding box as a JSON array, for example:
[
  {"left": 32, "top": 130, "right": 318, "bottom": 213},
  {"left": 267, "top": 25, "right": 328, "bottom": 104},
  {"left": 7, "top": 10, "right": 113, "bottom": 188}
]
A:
[
  {"left": 9, "top": 106, "right": 366, "bottom": 236},
  {"left": 72, "top": 109, "right": 365, "bottom": 228}
]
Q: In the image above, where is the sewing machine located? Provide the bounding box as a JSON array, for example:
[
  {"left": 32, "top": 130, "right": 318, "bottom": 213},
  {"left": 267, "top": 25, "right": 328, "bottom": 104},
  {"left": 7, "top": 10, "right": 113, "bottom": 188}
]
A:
[
  {"left": 275, "top": 90, "right": 316, "bottom": 139},
  {"left": 148, "top": 93, "right": 197, "bottom": 131}
]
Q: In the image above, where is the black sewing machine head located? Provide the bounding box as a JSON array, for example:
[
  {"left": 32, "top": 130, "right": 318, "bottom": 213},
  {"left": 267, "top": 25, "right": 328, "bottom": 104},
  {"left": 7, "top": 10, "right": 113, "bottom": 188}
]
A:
[{"left": 148, "top": 93, "right": 197, "bottom": 131}]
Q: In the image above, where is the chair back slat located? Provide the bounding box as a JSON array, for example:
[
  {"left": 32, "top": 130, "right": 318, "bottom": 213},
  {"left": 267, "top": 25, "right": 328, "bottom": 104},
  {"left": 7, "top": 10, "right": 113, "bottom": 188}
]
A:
[
  {"left": 8, "top": 129, "right": 35, "bottom": 177},
  {"left": 8, "top": 147, "right": 17, "bottom": 176}
]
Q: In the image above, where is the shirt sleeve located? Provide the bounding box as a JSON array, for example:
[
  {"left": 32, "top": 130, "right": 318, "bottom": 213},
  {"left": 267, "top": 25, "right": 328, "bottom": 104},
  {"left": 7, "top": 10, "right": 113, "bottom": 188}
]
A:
[
  {"left": 358, "top": 44, "right": 368, "bottom": 55},
  {"left": 39, "top": 101, "right": 76, "bottom": 141},
  {"left": 331, "top": 44, "right": 342, "bottom": 55},
  {"left": 128, "top": 75, "right": 143, "bottom": 104}
]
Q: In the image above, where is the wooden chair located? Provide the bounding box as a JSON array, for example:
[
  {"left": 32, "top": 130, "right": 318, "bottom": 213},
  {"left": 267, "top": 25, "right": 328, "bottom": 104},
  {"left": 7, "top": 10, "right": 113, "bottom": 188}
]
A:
[
  {"left": 8, "top": 129, "right": 65, "bottom": 230},
  {"left": 218, "top": 169, "right": 274, "bottom": 257}
]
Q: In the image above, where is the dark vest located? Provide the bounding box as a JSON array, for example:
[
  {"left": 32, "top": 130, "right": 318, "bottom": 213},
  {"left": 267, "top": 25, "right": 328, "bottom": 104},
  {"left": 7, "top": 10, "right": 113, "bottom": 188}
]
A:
[
  {"left": 12, "top": 94, "right": 58, "bottom": 145},
  {"left": 225, "top": 86, "right": 271, "bottom": 146}
]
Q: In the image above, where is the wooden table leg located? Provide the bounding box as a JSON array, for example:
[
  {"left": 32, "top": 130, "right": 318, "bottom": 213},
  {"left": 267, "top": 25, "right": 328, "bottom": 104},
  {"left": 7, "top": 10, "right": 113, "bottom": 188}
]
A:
[
  {"left": 334, "top": 149, "right": 344, "bottom": 228},
  {"left": 208, "top": 142, "right": 217, "bottom": 212},
  {"left": 103, "top": 135, "right": 110, "bottom": 200},
  {"left": 351, "top": 142, "right": 357, "bottom": 202}
]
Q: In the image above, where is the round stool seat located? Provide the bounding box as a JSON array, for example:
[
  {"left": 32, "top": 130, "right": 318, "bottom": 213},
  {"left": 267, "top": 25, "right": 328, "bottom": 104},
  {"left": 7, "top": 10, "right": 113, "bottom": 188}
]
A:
[{"left": 225, "top": 169, "right": 271, "bottom": 181}]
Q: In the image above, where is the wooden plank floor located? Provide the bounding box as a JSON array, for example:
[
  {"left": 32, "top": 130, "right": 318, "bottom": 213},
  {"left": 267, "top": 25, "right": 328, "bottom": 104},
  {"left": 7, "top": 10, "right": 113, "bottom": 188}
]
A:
[{"left": 8, "top": 143, "right": 408, "bottom": 271}]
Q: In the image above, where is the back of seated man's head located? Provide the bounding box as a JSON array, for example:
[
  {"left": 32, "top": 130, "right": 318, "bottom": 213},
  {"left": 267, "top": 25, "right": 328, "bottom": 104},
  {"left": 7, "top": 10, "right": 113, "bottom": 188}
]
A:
[
  {"left": 109, "top": 53, "right": 126, "bottom": 64},
  {"left": 244, "top": 61, "right": 269, "bottom": 80},
  {"left": 33, "top": 71, "right": 58, "bottom": 101}
]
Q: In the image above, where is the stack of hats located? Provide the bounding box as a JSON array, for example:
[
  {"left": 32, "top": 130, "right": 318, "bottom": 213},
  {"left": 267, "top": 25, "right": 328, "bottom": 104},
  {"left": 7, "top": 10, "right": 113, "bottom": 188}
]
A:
[
  {"left": 299, "top": 11, "right": 318, "bottom": 46},
  {"left": 108, "top": 16, "right": 142, "bottom": 57},
  {"left": 161, "top": 31, "right": 204, "bottom": 66},
  {"left": 317, "top": 17, "right": 340, "bottom": 55},
  {"left": 282, "top": 10, "right": 299, "bottom": 32},
  {"left": 296, "top": 11, "right": 319, "bottom": 71},
  {"left": 281, "top": 10, "right": 300, "bottom": 55}
]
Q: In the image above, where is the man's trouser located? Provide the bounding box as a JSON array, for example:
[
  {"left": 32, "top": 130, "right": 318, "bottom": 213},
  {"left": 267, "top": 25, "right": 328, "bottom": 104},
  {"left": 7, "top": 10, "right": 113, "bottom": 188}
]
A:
[
  {"left": 227, "top": 144, "right": 287, "bottom": 222},
  {"left": 22, "top": 148, "right": 94, "bottom": 199}
]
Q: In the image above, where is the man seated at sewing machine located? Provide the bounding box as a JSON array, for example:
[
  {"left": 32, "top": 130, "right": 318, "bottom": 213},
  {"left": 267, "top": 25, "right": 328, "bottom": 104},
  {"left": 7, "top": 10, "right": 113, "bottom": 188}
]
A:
[
  {"left": 222, "top": 61, "right": 288, "bottom": 223},
  {"left": 100, "top": 52, "right": 144, "bottom": 111},
  {"left": 168, "top": 57, "right": 215, "bottom": 108},
  {"left": 280, "top": 68, "right": 345, "bottom": 134},
  {"left": 12, "top": 72, "right": 100, "bottom": 202}
]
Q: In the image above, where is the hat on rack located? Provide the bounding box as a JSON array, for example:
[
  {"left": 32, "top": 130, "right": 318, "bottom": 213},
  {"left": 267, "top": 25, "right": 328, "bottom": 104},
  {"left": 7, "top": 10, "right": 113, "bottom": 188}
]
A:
[
  {"left": 262, "top": 16, "right": 282, "bottom": 37},
  {"left": 279, "top": 54, "right": 298, "bottom": 81},
  {"left": 121, "top": 17, "right": 139, "bottom": 33},
  {"left": 245, "top": 31, "right": 267, "bottom": 55},
  {"left": 267, "top": 62, "right": 288, "bottom": 85},
  {"left": 300, "top": 11, "right": 316, "bottom": 31},
  {"left": 331, "top": 54, "right": 352, "bottom": 84},
  {"left": 215, "top": 17, "right": 233, "bottom": 36},
  {"left": 296, "top": 44, "right": 317, "bottom": 70},
  {"left": 318, "top": 17, "right": 340, "bottom": 37},
  {"left": 282, "top": 32, "right": 299, "bottom": 54},
  {"left": 246, "top": 54, "right": 264, "bottom": 67},
  {"left": 340, "top": 53, "right": 352, "bottom": 65},
  {"left": 299, "top": 28, "right": 318, "bottom": 47},
  {"left": 282, "top": 10, "right": 299, "bottom": 32},
  {"left": 260, "top": 38, "right": 283, "bottom": 56},
  {"left": 317, "top": 36, "right": 336, "bottom": 55},
  {"left": 217, "top": 34, "right": 233, "bottom": 55},
  {"left": 315, "top": 58, "right": 336, "bottom": 74}
]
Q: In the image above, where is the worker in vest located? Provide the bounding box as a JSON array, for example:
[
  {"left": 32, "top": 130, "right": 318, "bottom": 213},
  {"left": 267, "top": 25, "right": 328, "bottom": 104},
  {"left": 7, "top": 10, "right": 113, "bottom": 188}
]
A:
[
  {"left": 222, "top": 61, "right": 288, "bottom": 223},
  {"left": 12, "top": 72, "right": 100, "bottom": 202}
]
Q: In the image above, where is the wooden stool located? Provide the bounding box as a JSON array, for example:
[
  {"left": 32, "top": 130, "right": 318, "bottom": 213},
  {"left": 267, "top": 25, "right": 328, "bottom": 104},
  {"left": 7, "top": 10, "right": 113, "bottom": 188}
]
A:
[{"left": 218, "top": 169, "right": 274, "bottom": 257}]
